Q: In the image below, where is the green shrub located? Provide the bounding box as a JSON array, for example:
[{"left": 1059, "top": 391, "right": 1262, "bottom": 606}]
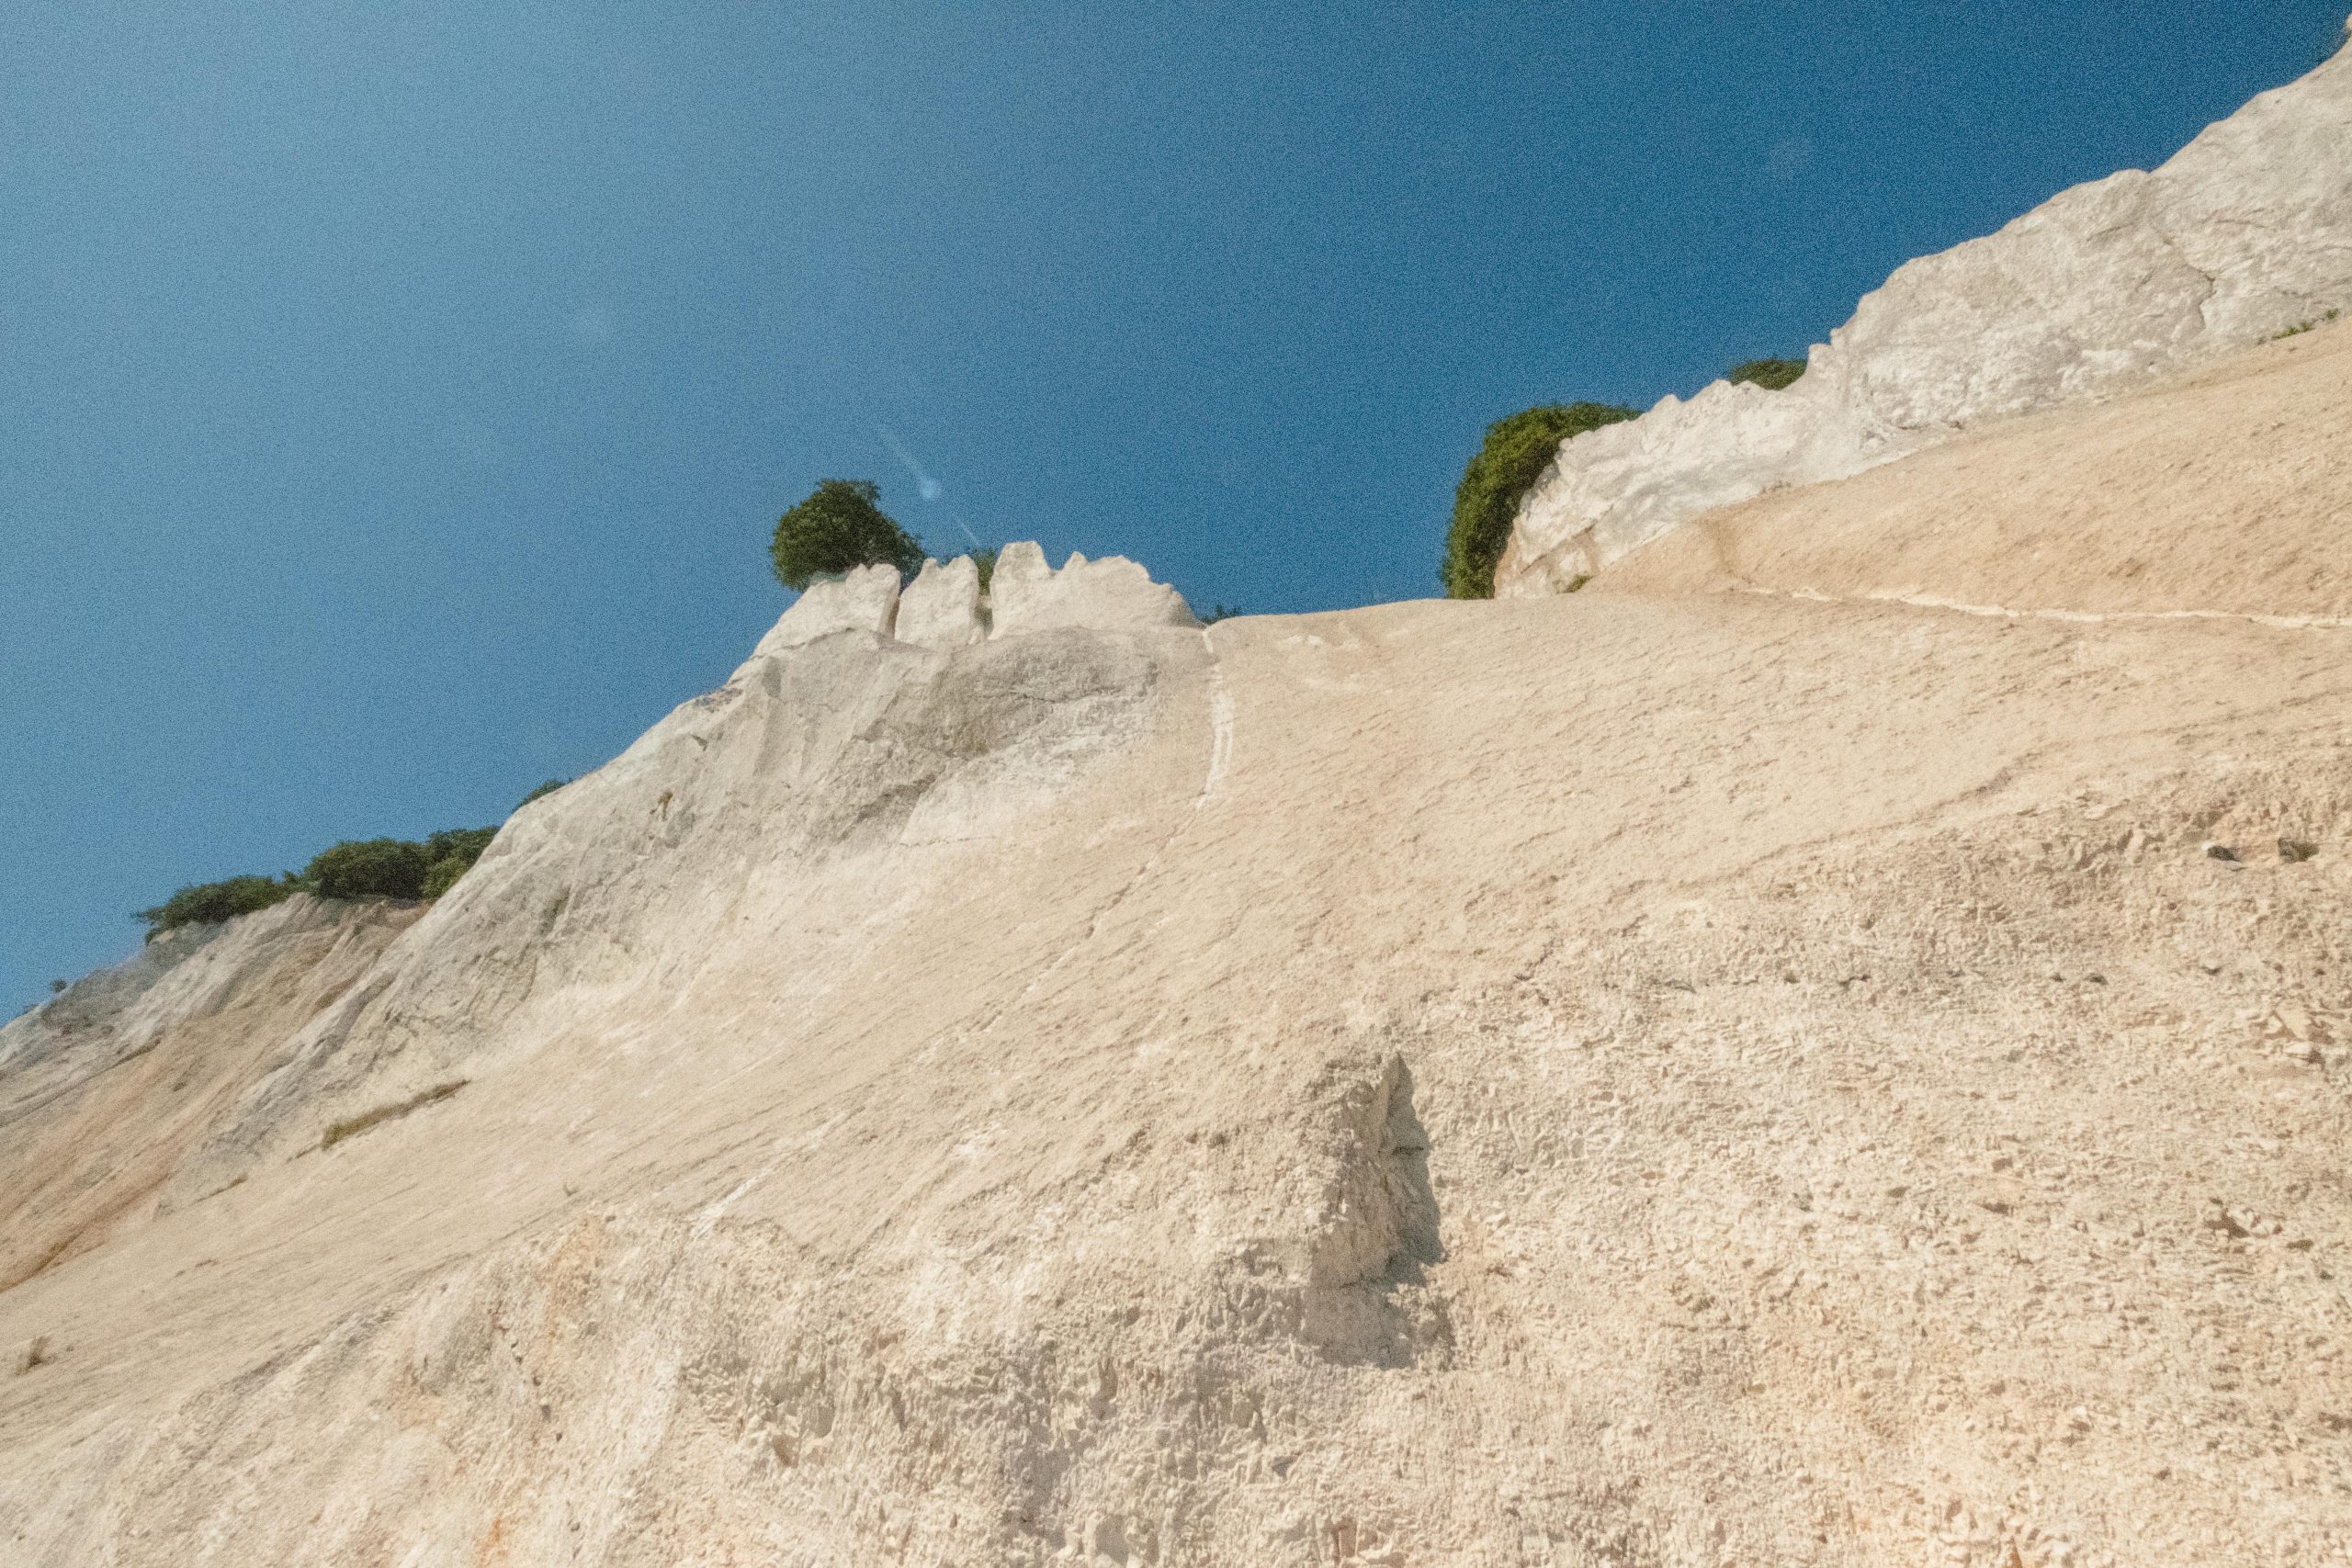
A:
[
  {"left": 1727, "top": 357, "right": 1807, "bottom": 390},
  {"left": 517, "top": 778, "right": 569, "bottom": 809},
  {"left": 1441, "top": 402, "right": 1637, "bottom": 599},
  {"left": 303, "top": 827, "right": 498, "bottom": 902},
  {"left": 133, "top": 811, "right": 520, "bottom": 938},
  {"left": 135, "top": 874, "right": 300, "bottom": 940},
  {"left": 424, "top": 826, "right": 496, "bottom": 865},
  {"left": 770, "top": 479, "right": 924, "bottom": 592},
  {"left": 304, "top": 838, "right": 432, "bottom": 900},
  {"left": 416, "top": 825, "right": 498, "bottom": 898}
]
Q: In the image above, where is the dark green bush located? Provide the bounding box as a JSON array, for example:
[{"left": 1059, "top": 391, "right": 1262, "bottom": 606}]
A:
[
  {"left": 135, "top": 809, "right": 521, "bottom": 938},
  {"left": 301, "top": 828, "right": 499, "bottom": 902},
  {"left": 424, "top": 826, "right": 496, "bottom": 865},
  {"left": 417, "top": 825, "right": 499, "bottom": 898},
  {"left": 304, "top": 838, "right": 432, "bottom": 900},
  {"left": 770, "top": 479, "right": 924, "bottom": 592},
  {"left": 420, "top": 855, "right": 470, "bottom": 899},
  {"left": 1441, "top": 402, "right": 1636, "bottom": 599},
  {"left": 1726, "top": 357, "right": 1807, "bottom": 390},
  {"left": 135, "top": 874, "right": 300, "bottom": 940},
  {"left": 517, "top": 778, "right": 570, "bottom": 809}
]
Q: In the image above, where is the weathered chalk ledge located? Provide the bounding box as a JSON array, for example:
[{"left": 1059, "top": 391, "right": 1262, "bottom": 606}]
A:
[
  {"left": 1497, "top": 25, "right": 2352, "bottom": 596},
  {"left": 750, "top": 541, "right": 1196, "bottom": 660}
]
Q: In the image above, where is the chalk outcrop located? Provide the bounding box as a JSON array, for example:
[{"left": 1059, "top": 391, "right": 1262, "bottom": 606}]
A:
[
  {"left": 896, "top": 554, "right": 987, "bottom": 649},
  {"left": 752, "top": 545, "right": 1193, "bottom": 660},
  {"left": 990, "top": 540, "right": 1202, "bottom": 634},
  {"left": 1498, "top": 28, "right": 2352, "bottom": 595},
  {"left": 1598, "top": 314, "right": 2352, "bottom": 619},
  {"left": 749, "top": 562, "right": 903, "bottom": 655}
]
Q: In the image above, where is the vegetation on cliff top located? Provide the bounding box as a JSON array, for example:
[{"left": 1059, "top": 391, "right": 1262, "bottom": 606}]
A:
[
  {"left": 1441, "top": 354, "right": 1810, "bottom": 598},
  {"left": 1727, "top": 356, "right": 1808, "bottom": 390},
  {"left": 1441, "top": 402, "right": 1637, "bottom": 599},
  {"left": 132, "top": 874, "right": 305, "bottom": 938},
  {"left": 771, "top": 479, "right": 927, "bottom": 592},
  {"left": 135, "top": 784, "right": 564, "bottom": 939}
]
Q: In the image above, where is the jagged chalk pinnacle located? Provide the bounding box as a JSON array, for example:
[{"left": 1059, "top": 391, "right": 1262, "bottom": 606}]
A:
[{"left": 751, "top": 543, "right": 1195, "bottom": 660}]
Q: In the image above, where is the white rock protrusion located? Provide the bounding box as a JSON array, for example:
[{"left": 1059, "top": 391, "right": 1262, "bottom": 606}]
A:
[
  {"left": 1497, "top": 37, "right": 2352, "bottom": 595},
  {"left": 897, "top": 556, "right": 988, "bottom": 649},
  {"left": 752, "top": 562, "right": 902, "bottom": 656},
  {"left": 989, "top": 541, "right": 1199, "bottom": 637}
]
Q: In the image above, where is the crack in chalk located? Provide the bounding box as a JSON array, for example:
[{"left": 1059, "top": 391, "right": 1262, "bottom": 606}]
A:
[{"left": 1735, "top": 584, "right": 2352, "bottom": 631}]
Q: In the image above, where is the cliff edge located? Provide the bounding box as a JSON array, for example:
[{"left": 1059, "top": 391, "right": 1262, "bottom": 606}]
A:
[
  {"left": 1498, "top": 23, "right": 2352, "bottom": 596},
  {"left": 6, "top": 417, "right": 2352, "bottom": 1562}
]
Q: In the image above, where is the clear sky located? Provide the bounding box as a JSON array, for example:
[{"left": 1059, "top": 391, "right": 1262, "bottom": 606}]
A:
[{"left": 5, "top": 2, "right": 2345, "bottom": 1010}]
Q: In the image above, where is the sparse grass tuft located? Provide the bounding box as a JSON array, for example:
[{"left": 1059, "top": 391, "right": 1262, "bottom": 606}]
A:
[
  {"left": 2267, "top": 308, "right": 2341, "bottom": 342},
  {"left": 319, "top": 1079, "right": 468, "bottom": 1149}
]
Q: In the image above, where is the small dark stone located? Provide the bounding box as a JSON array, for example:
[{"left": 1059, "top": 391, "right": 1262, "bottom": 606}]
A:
[{"left": 2207, "top": 844, "right": 2241, "bottom": 863}]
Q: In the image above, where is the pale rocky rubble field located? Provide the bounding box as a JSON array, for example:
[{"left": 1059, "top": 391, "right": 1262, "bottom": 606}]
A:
[{"left": 8, "top": 51, "right": 2352, "bottom": 1568}]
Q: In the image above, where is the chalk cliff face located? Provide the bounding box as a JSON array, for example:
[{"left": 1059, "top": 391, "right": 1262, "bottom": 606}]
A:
[
  {"left": 138, "top": 547, "right": 1200, "bottom": 1210},
  {"left": 0, "top": 897, "right": 423, "bottom": 1292},
  {"left": 12, "top": 48, "right": 2352, "bottom": 1560},
  {"left": 1595, "top": 316, "right": 2352, "bottom": 622},
  {"left": 11, "top": 355, "right": 2352, "bottom": 1568},
  {"left": 1496, "top": 25, "right": 2352, "bottom": 596}
]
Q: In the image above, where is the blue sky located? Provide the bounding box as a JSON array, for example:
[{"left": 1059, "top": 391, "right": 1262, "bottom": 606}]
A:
[{"left": 5, "top": 2, "right": 2344, "bottom": 1009}]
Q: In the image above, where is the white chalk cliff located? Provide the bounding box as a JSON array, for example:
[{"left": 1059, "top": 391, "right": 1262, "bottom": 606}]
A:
[
  {"left": 1497, "top": 22, "right": 2352, "bottom": 595},
  {"left": 11, "top": 59, "right": 2352, "bottom": 1568},
  {"left": 754, "top": 545, "right": 1197, "bottom": 658}
]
